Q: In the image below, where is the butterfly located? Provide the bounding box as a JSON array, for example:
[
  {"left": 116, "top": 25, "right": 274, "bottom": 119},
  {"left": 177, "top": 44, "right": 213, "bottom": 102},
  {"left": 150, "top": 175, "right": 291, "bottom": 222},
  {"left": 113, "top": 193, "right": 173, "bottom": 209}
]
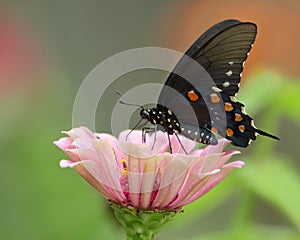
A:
[{"left": 138, "top": 19, "right": 279, "bottom": 149}]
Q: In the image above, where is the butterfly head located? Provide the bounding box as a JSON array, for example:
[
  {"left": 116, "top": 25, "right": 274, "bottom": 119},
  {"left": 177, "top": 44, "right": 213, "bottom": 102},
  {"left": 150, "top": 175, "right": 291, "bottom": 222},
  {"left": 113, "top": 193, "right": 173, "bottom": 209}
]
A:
[{"left": 140, "top": 108, "right": 150, "bottom": 120}]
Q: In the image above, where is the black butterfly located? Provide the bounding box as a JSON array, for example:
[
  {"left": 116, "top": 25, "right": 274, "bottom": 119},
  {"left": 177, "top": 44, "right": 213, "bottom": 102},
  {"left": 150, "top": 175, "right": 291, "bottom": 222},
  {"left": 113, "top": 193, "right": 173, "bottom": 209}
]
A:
[{"left": 139, "top": 19, "right": 279, "bottom": 149}]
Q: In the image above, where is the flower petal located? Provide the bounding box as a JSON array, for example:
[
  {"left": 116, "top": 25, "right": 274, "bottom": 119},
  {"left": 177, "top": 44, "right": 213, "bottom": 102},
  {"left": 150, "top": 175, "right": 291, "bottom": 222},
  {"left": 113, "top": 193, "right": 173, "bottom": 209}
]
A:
[
  {"left": 173, "top": 165, "right": 242, "bottom": 208},
  {"left": 148, "top": 131, "right": 170, "bottom": 154},
  {"left": 59, "top": 159, "right": 79, "bottom": 168},
  {"left": 96, "top": 133, "right": 123, "bottom": 167},
  {"left": 53, "top": 137, "right": 74, "bottom": 151},
  {"left": 170, "top": 134, "right": 197, "bottom": 154},
  {"left": 139, "top": 155, "right": 169, "bottom": 209},
  {"left": 118, "top": 130, "right": 145, "bottom": 144},
  {"left": 72, "top": 160, "right": 114, "bottom": 200},
  {"left": 195, "top": 138, "right": 230, "bottom": 156},
  {"left": 87, "top": 139, "right": 126, "bottom": 201},
  {"left": 64, "top": 126, "right": 95, "bottom": 141},
  {"left": 151, "top": 155, "right": 189, "bottom": 209}
]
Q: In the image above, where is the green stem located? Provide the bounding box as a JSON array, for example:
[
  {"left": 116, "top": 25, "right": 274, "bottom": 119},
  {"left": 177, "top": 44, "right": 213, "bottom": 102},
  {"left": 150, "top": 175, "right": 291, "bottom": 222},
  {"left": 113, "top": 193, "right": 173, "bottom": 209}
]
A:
[{"left": 110, "top": 204, "right": 178, "bottom": 240}]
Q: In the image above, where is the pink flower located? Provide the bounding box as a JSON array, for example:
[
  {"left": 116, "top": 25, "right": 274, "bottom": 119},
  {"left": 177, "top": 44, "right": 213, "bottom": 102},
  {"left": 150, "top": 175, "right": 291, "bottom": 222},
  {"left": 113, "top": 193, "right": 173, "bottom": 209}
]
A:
[{"left": 54, "top": 127, "right": 244, "bottom": 210}]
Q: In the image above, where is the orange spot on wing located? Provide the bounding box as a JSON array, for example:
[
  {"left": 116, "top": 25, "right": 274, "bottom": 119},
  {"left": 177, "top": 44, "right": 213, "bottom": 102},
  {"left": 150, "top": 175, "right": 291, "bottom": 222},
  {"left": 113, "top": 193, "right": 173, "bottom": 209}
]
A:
[
  {"left": 211, "top": 127, "right": 218, "bottom": 133},
  {"left": 239, "top": 125, "right": 245, "bottom": 132},
  {"left": 226, "top": 128, "right": 234, "bottom": 136},
  {"left": 210, "top": 93, "right": 220, "bottom": 103},
  {"left": 187, "top": 91, "right": 199, "bottom": 101},
  {"left": 224, "top": 102, "right": 234, "bottom": 111},
  {"left": 235, "top": 113, "right": 243, "bottom": 122}
]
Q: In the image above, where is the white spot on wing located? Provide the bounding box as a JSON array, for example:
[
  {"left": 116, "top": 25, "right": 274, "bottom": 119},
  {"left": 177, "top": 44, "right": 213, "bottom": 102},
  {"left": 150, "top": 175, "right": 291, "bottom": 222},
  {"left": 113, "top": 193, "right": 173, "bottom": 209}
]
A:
[
  {"left": 212, "top": 87, "right": 222, "bottom": 92},
  {"left": 241, "top": 106, "right": 247, "bottom": 114},
  {"left": 230, "top": 96, "right": 237, "bottom": 102},
  {"left": 228, "top": 61, "right": 234, "bottom": 65},
  {"left": 226, "top": 70, "right": 233, "bottom": 76},
  {"left": 223, "top": 81, "right": 230, "bottom": 87}
]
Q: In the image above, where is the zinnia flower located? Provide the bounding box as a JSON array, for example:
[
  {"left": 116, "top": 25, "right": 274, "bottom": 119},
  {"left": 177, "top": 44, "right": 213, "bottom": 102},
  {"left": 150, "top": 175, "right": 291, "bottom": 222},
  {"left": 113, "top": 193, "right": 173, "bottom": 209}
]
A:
[{"left": 54, "top": 126, "right": 244, "bottom": 239}]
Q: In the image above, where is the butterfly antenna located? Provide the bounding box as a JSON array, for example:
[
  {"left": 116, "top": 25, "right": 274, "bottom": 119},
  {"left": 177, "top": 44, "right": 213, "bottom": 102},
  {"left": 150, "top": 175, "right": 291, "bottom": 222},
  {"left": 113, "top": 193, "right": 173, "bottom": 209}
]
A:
[{"left": 116, "top": 90, "right": 144, "bottom": 109}]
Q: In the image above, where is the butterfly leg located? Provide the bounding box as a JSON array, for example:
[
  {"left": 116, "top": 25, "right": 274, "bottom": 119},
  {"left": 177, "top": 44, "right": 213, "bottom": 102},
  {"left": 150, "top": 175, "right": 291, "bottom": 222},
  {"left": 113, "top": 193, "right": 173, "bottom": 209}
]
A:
[
  {"left": 174, "top": 132, "right": 188, "bottom": 154},
  {"left": 167, "top": 133, "right": 173, "bottom": 153},
  {"left": 150, "top": 125, "right": 158, "bottom": 150},
  {"left": 142, "top": 126, "right": 156, "bottom": 143}
]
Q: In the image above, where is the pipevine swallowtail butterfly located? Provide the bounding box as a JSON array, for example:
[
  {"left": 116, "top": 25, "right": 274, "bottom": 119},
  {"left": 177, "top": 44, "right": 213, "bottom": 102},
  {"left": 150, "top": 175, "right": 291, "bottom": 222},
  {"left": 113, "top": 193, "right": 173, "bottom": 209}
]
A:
[{"left": 137, "top": 19, "right": 279, "bottom": 149}]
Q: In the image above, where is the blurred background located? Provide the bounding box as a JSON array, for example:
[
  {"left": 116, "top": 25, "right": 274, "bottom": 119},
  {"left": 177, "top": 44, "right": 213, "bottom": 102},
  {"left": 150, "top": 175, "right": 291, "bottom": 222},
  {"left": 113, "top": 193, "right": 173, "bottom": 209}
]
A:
[{"left": 1, "top": 0, "right": 300, "bottom": 239}]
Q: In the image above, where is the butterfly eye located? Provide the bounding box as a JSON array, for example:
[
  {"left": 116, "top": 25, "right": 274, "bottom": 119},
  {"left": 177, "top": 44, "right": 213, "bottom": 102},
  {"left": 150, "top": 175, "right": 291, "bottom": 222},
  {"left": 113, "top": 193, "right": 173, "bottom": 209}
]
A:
[{"left": 140, "top": 109, "right": 150, "bottom": 119}]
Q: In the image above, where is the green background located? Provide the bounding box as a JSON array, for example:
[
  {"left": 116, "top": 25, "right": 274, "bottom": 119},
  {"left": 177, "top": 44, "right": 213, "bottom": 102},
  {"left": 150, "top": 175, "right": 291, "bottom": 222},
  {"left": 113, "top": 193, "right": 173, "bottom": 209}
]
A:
[{"left": 1, "top": 1, "right": 299, "bottom": 239}]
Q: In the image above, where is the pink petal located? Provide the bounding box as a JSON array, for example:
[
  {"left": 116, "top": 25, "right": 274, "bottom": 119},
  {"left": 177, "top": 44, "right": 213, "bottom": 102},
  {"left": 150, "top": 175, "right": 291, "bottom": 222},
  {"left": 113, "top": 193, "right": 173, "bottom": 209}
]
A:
[
  {"left": 191, "top": 148, "right": 204, "bottom": 156},
  {"left": 65, "top": 126, "right": 95, "bottom": 140},
  {"left": 189, "top": 154, "right": 221, "bottom": 175},
  {"left": 168, "top": 173, "right": 212, "bottom": 208},
  {"left": 151, "top": 155, "right": 189, "bottom": 208},
  {"left": 87, "top": 139, "right": 125, "bottom": 202},
  {"left": 118, "top": 130, "right": 145, "bottom": 144},
  {"left": 139, "top": 155, "right": 169, "bottom": 209},
  {"left": 223, "top": 160, "right": 245, "bottom": 168},
  {"left": 148, "top": 131, "right": 170, "bottom": 154},
  {"left": 59, "top": 159, "right": 79, "bottom": 168},
  {"left": 173, "top": 166, "right": 239, "bottom": 208},
  {"left": 53, "top": 137, "right": 74, "bottom": 151},
  {"left": 119, "top": 141, "right": 154, "bottom": 158},
  {"left": 125, "top": 152, "right": 170, "bottom": 208},
  {"left": 119, "top": 130, "right": 172, "bottom": 155},
  {"left": 197, "top": 138, "right": 230, "bottom": 156},
  {"left": 96, "top": 133, "right": 123, "bottom": 167},
  {"left": 72, "top": 161, "right": 114, "bottom": 200},
  {"left": 188, "top": 150, "right": 240, "bottom": 175},
  {"left": 170, "top": 134, "right": 197, "bottom": 154}
]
